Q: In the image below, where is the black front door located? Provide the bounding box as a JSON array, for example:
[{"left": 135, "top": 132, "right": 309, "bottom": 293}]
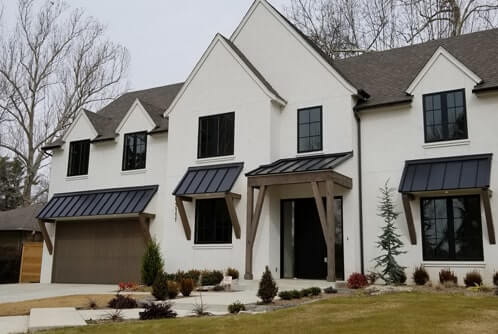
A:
[{"left": 281, "top": 197, "right": 344, "bottom": 280}]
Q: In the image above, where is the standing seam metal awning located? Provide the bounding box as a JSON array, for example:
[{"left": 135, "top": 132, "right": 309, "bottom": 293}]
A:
[
  {"left": 173, "top": 162, "right": 243, "bottom": 196},
  {"left": 399, "top": 154, "right": 492, "bottom": 193},
  {"left": 37, "top": 185, "right": 158, "bottom": 220}
]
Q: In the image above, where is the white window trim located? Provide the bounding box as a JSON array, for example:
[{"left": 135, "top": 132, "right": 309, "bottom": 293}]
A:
[
  {"left": 196, "top": 155, "right": 236, "bottom": 164},
  {"left": 423, "top": 139, "right": 470, "bottom": 149},
  {"left": 422, "top": 261, "right": 486, "bottom": 269},
  {"left": 65, "top": 175, "right": 89, "bottom": 182},
  {"left": 121, "top": 169, "right": 147, "bottom": 176},
  {"left": 192, "top": 244, "right": 233, "bottom": 250},
  {"left": 296, "top": 150, "right": 324, "bottom": 158}
]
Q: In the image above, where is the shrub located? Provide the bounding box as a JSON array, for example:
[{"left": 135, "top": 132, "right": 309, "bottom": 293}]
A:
[
  {"left": 226, "top": 267, "right": 240, "bottom": 280},
  {"left": 347, "top": 272, "right": 368, "bottom": 289},
  {"left": 213, "top": 285, "right": 225, "bottom": 291},
  {"left": 175, "top": 270, "right": 186, "bottom": 283},
  {"left": 278, "top": 291, "right": 293, "bottom": 300},
  {"left": 439, "top": 269, "right": 458, "bottom": 285},
  {"left": 104, "top": 309, "right": 123, "bottom": 322},
  {"left": 366, "top": 272, "right": 378, "bottom": 285},
  {"left": 464, "top": 271, "right": 483, "bottom": 287},
  {"left": 186, "top": 269, "right": 201, "bottom": 284},
  {"left": 118, "top": 282, "right": 138, "bottom": 292},
  {"left": 309, "top": 287, "right": 322, "bottom": 296},
  {"left": 290, "top": 289, "right": 301, "bottom": 299},
  {"left": 200, "top": 270, "right": 224, "bottom": 286},
  {"left": 165, "top": 273, "right": 176, "bottom": 281},
  {"left": 167, "top": 281, "right": 179, "bottom": 299},
  {"left": 108, "top": 295, "right": 137, "bottom": 309},
  {"left": 398, "top": 270, "right": 407, "bottom": 285},
  {"left": 324, "top": 286, "right": 338, "bottom": 294},
  {"left": 413, "top": 266, "right": 430, "bottom": 285},
  {"left": 300, "top": 288, "right": 312, "bottom": 298},
  {"left": 152, "top": 272, "right": 168, "bottom": 300},
  {"left": 139, "top": 302, "right": 177, "bottom": 320},
  {"left": 494, "top": 272, "right": 498, "bottom": 287},
  {"left": 87, "top": 298, "right": 97, "bottom": 309},
  {"left": 257, "top": 266, "right": 278, "bottom": 304},
  {"left": 141, "top": 240, "right": 164, "bottom": 286},
  {"left": 228, "top": 301, "right": 246, "bottom": 314},
  {"left": 180, "top": 278, "right": 194, "bottom": 297}
]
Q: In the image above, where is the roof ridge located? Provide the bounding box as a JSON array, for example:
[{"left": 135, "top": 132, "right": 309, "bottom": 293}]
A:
[{"left": 121, "top": 82, "right": 184, "bottom": 97}]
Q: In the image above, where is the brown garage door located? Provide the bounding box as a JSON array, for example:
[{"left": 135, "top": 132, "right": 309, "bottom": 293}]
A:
[{"left": 52, "top": 220, "right": 146, "bottom": 284}]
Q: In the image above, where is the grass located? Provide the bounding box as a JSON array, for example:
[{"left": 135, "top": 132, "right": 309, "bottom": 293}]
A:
[
  {"left": 41, "top": 292, "right": 498, "bottom": 334},
  {"left": 0, "top": 294, "right": 118, "bottom": 316}
]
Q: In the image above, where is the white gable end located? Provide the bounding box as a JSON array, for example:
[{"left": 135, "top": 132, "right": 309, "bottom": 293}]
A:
[
  {"left": 115, "top": 99, "right": 157, "bottom": 134},
  {"left": 406, "top": 46, "right": 482, "bottom": 95},
  {"left": 62, "top": 110, "right": 98, "bottom": 142}
]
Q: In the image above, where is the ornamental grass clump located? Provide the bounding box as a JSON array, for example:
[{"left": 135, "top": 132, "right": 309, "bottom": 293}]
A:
[
  {"left": 228, "top": 301, "right": 246, "bottom": 314},
  {"left": 413, "top": 266, "right": 430, "bottom": 285},
  {"left": 108, "top": 294, "right": 137, "bottom": 309},
  {"left": 464, "top": 271, "right": 483, "bottom": 287},
  {"left": 139, "top": 303, "right": 177, "bottom": 320},
  {"left": 226, "top": 267, "right": 240, "bottom": 279},
  {"left": 180, "top": 278, "right": 194, "bottom": 297},
  {"left": 167, "top": 281, "right": 179, "bottom": 299},
  {"left": 439, "top": 269, "right": 458, "bottom": 285},
  {"left": 257, "top": 266, "right": 278, "bottom": 304}
]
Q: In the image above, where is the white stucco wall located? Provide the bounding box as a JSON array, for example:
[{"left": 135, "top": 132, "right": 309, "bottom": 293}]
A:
[{"left": 361, "top": 52, "right": 498, "bottom": 285}]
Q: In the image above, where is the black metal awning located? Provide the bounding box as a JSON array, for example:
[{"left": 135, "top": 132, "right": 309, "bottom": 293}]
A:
[
  {"left": 173, "top": 162, "right": 243, "bottom": 196},
  {"left": 246, "top": 152, "right": 353, "bottom": 176},
  {"left": 37, "top": 185, "right": 158, "bottom": 220},
  {"left": 399, "top": 154, "right": 492, "bottom": 193}
]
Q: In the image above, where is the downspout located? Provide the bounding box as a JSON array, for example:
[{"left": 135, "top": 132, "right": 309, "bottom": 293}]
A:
[{"left": 354, "top": 110, "right": 365, "bottom": 275}]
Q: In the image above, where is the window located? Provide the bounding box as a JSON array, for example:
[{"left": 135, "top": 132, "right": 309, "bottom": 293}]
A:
[
  {"left": 421, "top": 195, "right": 483, "bottom": 261},
  {"left": 122, "top": 132, "right": 147, "bottom": 171},
  {"left": 67, "top": 140, "right": 90, "bottom": 176},
  {"left": 195, "top": 199, "right": 232, "bottom": 244},
  {"left": 298, "top": 106, "right": 322, "bottom": 153},
  {"left": 198, "top": 112, "right": 234, "bottom": 159},
  {"left": 423, "top": 89, "right": 468, "bottom": 143}
]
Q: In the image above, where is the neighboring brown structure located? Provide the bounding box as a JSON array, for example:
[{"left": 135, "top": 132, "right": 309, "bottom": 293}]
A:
[{"left": 0, "top": 205, "right": 43, "bottom": 283}]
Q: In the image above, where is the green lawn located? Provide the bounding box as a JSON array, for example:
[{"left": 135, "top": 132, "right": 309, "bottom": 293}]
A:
[{"left": 44, "top": 292, "right": 498, "bottom": 334}]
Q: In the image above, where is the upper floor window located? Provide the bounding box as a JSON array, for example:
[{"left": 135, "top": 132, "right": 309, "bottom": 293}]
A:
[
  {"left": 67, "top": 140, "right": 90, "bottom": 177},
  {"left": 198, "top": 112, "right": 234, "bottom": 159},
  {"left": 422, "top": 195, "right": 483, "bottom": 261},
  {"left": 195, "top": 198, "right": 232, "bottom": 244},
  {"left": 298, "top": 106, "right": 322, "bottom": 153},
  {"left": 122, "top": 132, "right": 147, "bottom": 171},
  {"left": 423, "top": 89, "right": 467, "bottom": 143}
]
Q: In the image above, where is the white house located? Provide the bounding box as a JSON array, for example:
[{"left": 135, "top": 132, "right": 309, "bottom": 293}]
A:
[{"left": 38, "top": 0, "right": 498, "bottom": 285}]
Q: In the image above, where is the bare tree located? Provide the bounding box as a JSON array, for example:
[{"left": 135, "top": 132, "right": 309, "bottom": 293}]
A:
[
  {"left": 0, "top": 0, "right": 129, "bottom": 205},
  {"left": 287, "top": 0, "right": 498, "bottom": 58}
]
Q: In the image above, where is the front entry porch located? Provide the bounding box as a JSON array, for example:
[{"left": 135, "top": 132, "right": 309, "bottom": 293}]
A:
[{"left": 244, "top": 152, "right": 353, "bottom": 282}]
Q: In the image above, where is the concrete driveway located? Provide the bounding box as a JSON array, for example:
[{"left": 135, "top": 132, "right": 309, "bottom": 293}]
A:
[{"left": 0, "top": 283, "right": 117, "bottom": 303}]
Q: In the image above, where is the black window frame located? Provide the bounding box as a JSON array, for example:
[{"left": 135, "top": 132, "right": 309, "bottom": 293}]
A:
[
  {"left": 67, "top": 140, "right": 90, "bottom": 177},
  {"left": 423, "top": 89, "right": 468, "bottom": 143},
  {"left": 421, "top": 195, "right": 484, "bottom": 262},
  {"left": 197, "top": 112, "right": 235, "bottom": 159},
  {"left": 297, "top": 106, "right": 323, "bottom": 154},
  {"left": 194, "top": 198, "right": 232, "bottom": 244},
  {"left": 122, "top": 131, "right": 148, "bottom": 171}
]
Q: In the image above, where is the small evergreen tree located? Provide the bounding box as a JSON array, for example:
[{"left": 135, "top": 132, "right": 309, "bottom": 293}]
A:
[
  {"left": 141, "top": 239, "right": 164, "bottom": 286},
  {"left": 374, "top": 181, "right": 406, "bottom": 285},
  {"left": 257, "top": 266, "right": 278, "bottom": 303},
  {"left": 152, "top": 271, "right": 168, "bottom": 300}
]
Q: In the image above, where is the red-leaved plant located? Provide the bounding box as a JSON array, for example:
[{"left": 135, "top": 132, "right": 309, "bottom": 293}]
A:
[
  {"left": 347, "top": 273, "right": 369, "bottom": 289},
  {"left": 118, "top": 282, "right": 138, "bottom": 292}
]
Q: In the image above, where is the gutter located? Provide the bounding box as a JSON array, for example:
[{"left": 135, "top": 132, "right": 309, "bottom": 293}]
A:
[{"left": 354, "top": 110, "right": 365, "bottom": 275}]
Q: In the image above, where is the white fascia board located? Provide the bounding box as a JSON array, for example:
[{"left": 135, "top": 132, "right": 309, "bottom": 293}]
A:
[
  {"left": 230, "top": 0, "right": 358, "bottom": 95},
  {"left": 115, "top": 99, "right": 157, "bottom": 134},
  {"left": 406, "top": 46, "right": 483, "bottom": 95},
  {"left": 61, "top": 109, "right": 98, "bottom": 142}
]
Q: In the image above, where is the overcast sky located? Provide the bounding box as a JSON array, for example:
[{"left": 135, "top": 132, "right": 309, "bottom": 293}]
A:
[{"left": 63, "top": 0, "right": 291, "bottom": 91}]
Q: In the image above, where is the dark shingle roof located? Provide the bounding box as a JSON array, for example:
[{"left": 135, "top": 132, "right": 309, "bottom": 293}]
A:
[
  {"left": 0, "top": 204, "right": 43, "bottom": 232},
  {"left": 334, "top": 28, "right": 498, "bottom": 110}
]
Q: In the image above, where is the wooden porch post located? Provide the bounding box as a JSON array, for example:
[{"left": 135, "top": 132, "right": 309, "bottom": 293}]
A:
[
  {"left": 325, "top": 180, "right": 336, "bottom": 282},
  {"left": 244, "top": 185, "right": 255, "bottom": 279},
  {"left": 37, "top": 220, "right": 53, "bottom": 255}
]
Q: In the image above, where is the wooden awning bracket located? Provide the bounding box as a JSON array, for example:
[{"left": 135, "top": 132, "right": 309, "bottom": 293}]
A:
[
  {"left": 402, "top": 194, "right": 417, "bottom": 245},
  {"left": 37, "top": 220, "right": 54, "bottom": 255},
  {"left": 224, "top": 193, "right": 241, "bottom": 239},
  {"left": 138, "top": 214, "right": 153, "bottom": 243},
  {"left": 175, "top": 196, "right": 192, "bottom": 240},
  {"left": 482, "top": 188, "right": 496, "bottom": 244}
]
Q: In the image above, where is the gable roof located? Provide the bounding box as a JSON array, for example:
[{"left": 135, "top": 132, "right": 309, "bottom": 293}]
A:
[
  {"left": 334, "top": 28, "right": 498, "bottom": 110},
  {"left": 43, "top": 83, "right": 183, "bottom": 149},
  {"left": 0, "top": 204, "right": 43, "bottom": 232}
]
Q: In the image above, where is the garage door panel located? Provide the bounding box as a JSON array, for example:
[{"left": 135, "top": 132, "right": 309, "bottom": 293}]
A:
[{"left": 53, "top": 220, "right": 146, "bottom": 284}]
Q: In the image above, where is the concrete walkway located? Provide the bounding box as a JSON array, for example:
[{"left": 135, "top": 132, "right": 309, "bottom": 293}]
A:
[{"left": 0, "top": 284, "right": 117, "bottom": 303}]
